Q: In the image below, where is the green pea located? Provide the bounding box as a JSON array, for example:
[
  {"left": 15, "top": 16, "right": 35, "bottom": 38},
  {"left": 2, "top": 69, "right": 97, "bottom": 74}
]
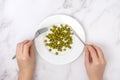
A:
[
  {"left": 55, "top": 52, "right": 59, "bottom": 55},
  {"left": 49, "top": 49, "right": 52, "bottom": 52}
]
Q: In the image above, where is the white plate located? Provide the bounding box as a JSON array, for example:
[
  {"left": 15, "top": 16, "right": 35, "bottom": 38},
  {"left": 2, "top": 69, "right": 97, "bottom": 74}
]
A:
[{"left": 35, "top": 15, "right": 85, "bottom": 65}]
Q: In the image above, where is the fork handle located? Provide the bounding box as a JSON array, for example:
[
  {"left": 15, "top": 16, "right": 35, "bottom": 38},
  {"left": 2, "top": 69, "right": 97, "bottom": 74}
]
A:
[{"left": 12, "top": 55, "right": 16, "bottom": 59}]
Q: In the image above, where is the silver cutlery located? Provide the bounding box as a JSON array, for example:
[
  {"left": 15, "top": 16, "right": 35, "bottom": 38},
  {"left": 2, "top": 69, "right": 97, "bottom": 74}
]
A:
[
  {"left": 12, "top": 27, "right": 48, "bottom": 59},
  {"left": 69, "top": 27, "right": 85, "bottom": 46},
  {"left": 12, "top": 26, "right": 85, "bottom": 59}
]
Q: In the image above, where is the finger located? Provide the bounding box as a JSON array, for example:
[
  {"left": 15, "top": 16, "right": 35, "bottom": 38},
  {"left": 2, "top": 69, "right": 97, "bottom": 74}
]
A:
[
  {"left": 30, "top": 44, "right": 35, "bottom": 58},
  {"left": 16, "top": 40, "right": 29, "bottom": 58},
  {"left": 92, "top": 45, "right": 105, "bottom": 61},
  {"left": 85, "top": 47, "right": 90, "bottom": 65},
  {"left": 20, "top": 40, "right": 30, "bottom": 53},
  {"left": 86, "top": 45, "right": 98, "bottom": 61},
  {"left": 23, "top": 41, "right": 33, "bottom": 57}
]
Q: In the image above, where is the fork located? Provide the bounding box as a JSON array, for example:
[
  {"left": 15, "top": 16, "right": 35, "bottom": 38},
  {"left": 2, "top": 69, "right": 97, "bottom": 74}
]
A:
[{"left": 12, "top": 27, "right": 48, "bottom": 59}]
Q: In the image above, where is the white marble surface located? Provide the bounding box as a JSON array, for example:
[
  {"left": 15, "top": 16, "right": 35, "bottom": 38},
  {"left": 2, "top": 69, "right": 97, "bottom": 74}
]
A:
[{"left": 0, "top": 0, "right": 120, "bottom": 80}]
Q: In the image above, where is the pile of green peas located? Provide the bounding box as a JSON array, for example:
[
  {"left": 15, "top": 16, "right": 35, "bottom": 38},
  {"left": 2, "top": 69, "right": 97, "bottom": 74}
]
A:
[{"left": 44, "top": 24, "right": 74, "bottom": 55}]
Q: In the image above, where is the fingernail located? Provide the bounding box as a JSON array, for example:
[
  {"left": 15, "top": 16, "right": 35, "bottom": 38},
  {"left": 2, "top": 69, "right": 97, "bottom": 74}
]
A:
[{"left": 85, "top": 44, "right": 89, "bottom": 47}]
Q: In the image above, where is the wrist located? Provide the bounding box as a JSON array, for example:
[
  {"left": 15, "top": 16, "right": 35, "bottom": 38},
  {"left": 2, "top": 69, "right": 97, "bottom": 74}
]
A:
[
  {"left": 89, "top": 78, "right": 102, "bottom": 80},
  {"left": 89, "top": 77, "right": 103, "bottom": 80},
  {"left": 18, "top": 71, "right": 33, "bottom": 80}
]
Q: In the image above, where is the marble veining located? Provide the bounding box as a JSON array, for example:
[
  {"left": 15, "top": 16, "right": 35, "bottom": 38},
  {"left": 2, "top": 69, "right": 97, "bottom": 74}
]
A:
[{"left": 0, "top": 0, "right": 120, "bottom": 80}]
